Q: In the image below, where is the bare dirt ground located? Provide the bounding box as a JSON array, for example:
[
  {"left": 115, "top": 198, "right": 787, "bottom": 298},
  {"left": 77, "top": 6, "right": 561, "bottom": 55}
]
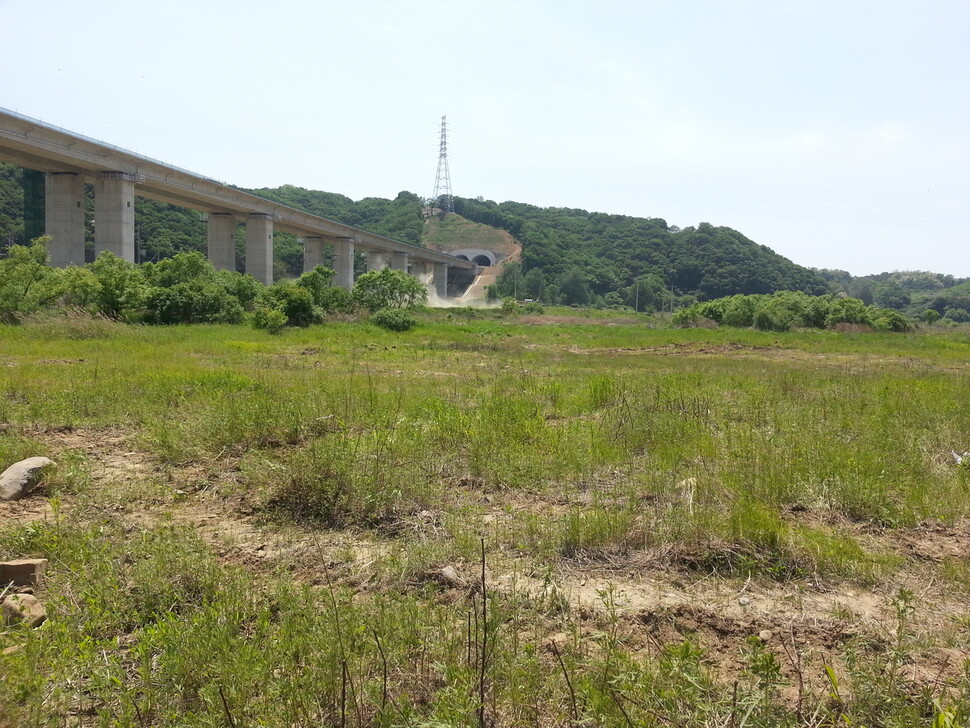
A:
[{"left": 4, "top": 422, "right": 969, "bottom": 700}]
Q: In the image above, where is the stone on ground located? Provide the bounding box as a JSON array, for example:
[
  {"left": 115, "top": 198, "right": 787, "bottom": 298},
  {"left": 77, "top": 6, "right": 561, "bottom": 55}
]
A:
[
  {"left": 0, "top": 457, "right": 54, "bottom": 500},
  {"left": 1, "top": 593, "right": 47, "bottom": 627},
  {"left": 0, "top": 559, "right": 48, "bottom": 587}
]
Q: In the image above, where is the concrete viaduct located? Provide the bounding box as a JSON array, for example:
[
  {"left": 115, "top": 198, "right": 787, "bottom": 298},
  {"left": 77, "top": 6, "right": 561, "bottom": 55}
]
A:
[{"left": 0, "top": 108, "right": 476, "bottom": 295}]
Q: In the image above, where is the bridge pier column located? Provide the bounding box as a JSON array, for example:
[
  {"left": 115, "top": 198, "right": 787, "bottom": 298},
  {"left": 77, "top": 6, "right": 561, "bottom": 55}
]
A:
[
  {"left": 207, "top": 213, "right": 236, "bottom": 271},
  {"left": 434, "top": 262, "right": 449, "bottom": 299},
  {"left": 95, "top": 172, "right": 136, "bottom": 262},
  {"left": 391, "top": 251, "right": 409, "bottom": 271},
  {"left": 303, "top": 237, "right": 324, "bottom": 273},
  {"left": 245, "top": 213, "right": 274, "bottom": 284},
  {"left": 411, "top": 262, "right": 429, "bottom": 283},
  {"left": 367, "top": 251, "right": 387, "bottom": 272},
  {"left": 45, "top": 173, "right": 85, "bottom": 267},
  {"left": 333, "top": 237, "right": 355, "bottom": 290}
]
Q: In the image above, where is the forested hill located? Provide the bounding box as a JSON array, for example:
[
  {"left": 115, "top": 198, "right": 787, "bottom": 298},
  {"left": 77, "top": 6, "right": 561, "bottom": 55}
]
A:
[
  {"left": 3, "top": 162, "right": 967, "bottom": 312},
  {"left": 451, "top": 197, "right": 828, "bottom": 306}
]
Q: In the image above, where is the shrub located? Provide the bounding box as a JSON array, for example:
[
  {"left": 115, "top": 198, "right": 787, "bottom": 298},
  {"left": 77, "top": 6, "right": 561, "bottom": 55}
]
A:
[
  {"left": 825, "top": 297, "right": 874, "bottom": 328},
  {"left": 143, "top": 281, "right": 244, "bottom": 324},
  {"left": 258, "top": 283, "right": 320, "bottom": 327},
  {"left": 215, "top": 270, "right": 262, "bottom": 310},
  {"left": 371, "top": 307, "right": 417, "bottom": 331},
  {"left": 295, "top": 265, "right": 336, "bottom": 306},
  {"left": 87, "top": 252, "right": 149, "bottom": 320},
  {"left": 0, "top": 238, "right": 60, "bottom": 323},
  {"left": 316, "top": 285, "right": 355, "bottom": 314},
  {"left": 251, "top": 304, "right": 287, "bottom": 334},
  {"left": 352, "top": 268, "right": 427, "bottom": 312},
  {"left": 872, "top": 309, "right": 912, "bottom": 333}
]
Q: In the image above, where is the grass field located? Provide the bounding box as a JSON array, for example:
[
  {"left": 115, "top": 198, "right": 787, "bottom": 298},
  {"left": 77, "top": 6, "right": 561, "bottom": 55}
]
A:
[{"left": 1, "top": 310, "right": 969, "bottom": 727}]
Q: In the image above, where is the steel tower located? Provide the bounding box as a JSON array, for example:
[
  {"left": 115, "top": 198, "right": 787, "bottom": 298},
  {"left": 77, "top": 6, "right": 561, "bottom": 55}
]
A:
[{"left": 430, "top": 115, "right": 454, "bottom": 215}]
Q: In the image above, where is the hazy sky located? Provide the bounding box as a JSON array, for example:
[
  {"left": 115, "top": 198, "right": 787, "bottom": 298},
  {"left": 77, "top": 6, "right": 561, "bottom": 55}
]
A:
[{"left": 2, "top": 0, "right": 968, "bottom": 276}]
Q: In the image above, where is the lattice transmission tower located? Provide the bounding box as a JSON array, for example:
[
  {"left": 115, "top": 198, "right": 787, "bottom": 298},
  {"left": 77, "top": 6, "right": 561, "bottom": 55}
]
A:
[{"left": 430, "top": 114, "right": 454, "bottom": 215}]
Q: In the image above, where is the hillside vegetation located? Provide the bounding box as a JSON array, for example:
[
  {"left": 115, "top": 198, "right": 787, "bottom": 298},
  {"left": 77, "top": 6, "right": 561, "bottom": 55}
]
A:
[{"left": 2, "top": 163, "right": 967, "bottom": 315}]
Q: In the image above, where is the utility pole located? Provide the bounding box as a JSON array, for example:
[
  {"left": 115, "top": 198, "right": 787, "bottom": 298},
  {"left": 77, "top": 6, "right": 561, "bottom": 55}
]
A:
[{"left": 430, "top": 115, "right": 454, "bottom": 216}]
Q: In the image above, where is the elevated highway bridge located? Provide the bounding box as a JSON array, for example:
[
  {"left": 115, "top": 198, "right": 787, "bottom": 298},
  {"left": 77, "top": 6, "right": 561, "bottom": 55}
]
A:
[{"left": 0, "top": 108, "right": 476, "bottom": 295}]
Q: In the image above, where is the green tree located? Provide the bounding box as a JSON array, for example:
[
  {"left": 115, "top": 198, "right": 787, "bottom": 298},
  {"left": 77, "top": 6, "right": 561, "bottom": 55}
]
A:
[
  {"left": 0, "top": 237, "right": 59, "bottom": 322},
  {"left": 557, "top": 267, "right": 590, "bottom": 306},
  {"left": 87, "top": 252, "right": 148, "bottom": 319},
  {"left": 352, "top": 268, "right": 427, "bottom": 312}
]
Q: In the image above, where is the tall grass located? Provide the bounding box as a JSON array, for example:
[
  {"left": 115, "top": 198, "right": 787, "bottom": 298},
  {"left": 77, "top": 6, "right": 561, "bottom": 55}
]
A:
[{"left": 1, "top": 317, "right": 969, "bottom": 725}]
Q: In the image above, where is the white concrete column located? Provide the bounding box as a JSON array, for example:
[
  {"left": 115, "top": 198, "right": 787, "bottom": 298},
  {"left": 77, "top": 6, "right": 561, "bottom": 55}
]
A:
[
  {"left": 95, "top": 172, "right": 136, "bottom": 261},
  {"left": 411, "top": 261, "right": 429, "bottom": 283},
  {"left": 303, "top": 237, "right": 324, "bottom": 273},
  {"left": 434, "top": 262, "right": 449, "bottom": 299},
  {"left": 391, "top": 251, "right": 409, "bottom": 271},
  {"left": 367, "top": 251, "right": 387, "bottom": 272},
  {"left": 207, "top": 213, "right": 236, "bottom": 271},
  {"left": 333, "top": 237, "right": 355, "bottom": 290},
  {"left": 45, "top": 173, "right": 85, "bottom": 267},
  {"left": 245, "top": 213, "right": 274, "bottom": 284}
]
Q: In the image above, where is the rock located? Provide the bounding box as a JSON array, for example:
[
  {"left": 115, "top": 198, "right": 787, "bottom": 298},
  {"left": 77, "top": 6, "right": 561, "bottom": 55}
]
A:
[
  {"left": 738, "top": 596, "right": 751, "bottom": 606},
  {"left": 758, "top": 630, "right": 773, "bottom": 643},
  {"left": 0, "top": 457, "right": 54, "bottom": 501},
  {"left": 0, "top": 559, "right": 47, "bottom": 587},
  {"left": 1, "top": 593, "right": 46, "bottom": 627},
  {"left": 434, "top": 565, "right": 468, "bottom": 589}
]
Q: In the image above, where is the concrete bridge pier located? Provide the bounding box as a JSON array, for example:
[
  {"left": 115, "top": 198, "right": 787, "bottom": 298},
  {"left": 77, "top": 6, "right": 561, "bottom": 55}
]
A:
[
  {"left": 245, "top": 213, "right": 274, "bottom": 284},
  {"left": 44, "top": 172, "right": 85, "bottom": 266},
  {"left": 434, "top": 262, "right": 449, "bottom": 299},
  {"left": 333, "top": 237, "right": 355, "bottom": 290},
  {"left": 207, "top": 213, "right": 236, "bottom": 271},
  {"left": 303, "top": 236, "right": 325, "bottom": 273},
  {"left": 391, "top": 251, "right": 409, "bottom": 271},
  {"left": 95, "top": 172, "right": 136, "bottom": 262},
  {"left": 411, "top": 261, "right": 429, "bottom": 283},
  {"left": 367, "top": 251, "right": 387, "bottom": 272}
]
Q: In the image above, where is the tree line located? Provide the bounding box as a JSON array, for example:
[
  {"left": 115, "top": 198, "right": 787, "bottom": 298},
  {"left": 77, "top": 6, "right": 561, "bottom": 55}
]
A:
[{"left": 0, "top": 239, "right": 426, "bottom": 332}]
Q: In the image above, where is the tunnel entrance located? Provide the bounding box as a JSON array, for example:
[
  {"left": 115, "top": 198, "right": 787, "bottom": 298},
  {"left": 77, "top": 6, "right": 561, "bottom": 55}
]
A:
[{"left": 451, "top": 248, "right": 497, "bottom": 267}]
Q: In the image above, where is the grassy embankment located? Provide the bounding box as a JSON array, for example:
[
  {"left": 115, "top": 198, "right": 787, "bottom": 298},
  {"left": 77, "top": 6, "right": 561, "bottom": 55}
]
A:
[{"left": 1, "top": 311, "right": 969, "bottom": 726}]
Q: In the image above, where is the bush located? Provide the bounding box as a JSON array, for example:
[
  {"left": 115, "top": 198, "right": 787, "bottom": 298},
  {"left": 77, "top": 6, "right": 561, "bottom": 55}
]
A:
[
  {"left": 825, "top": 297, "right": 873, "bottom": 328},
  {"left": 258, "top": 283, "right": 320, "bottom": 327},
  {"left": 872, "top": 309, "right": 912, "bottom": 333},
  {"left": 371, "top": 307, "right": 417, "bottom": 331},
  {"left": 0, "top": 238, "right": 60, "bottom": 323},
  {"left": 352, "top": 268, "right": 427, "bottom": 312},
  {"left": 143, "top": 281, "right": 244, "bottom": 324},
  {"left": 251, "top": 305, "right": 287, "bottom": 334},
  {"left": 88, "top": 252, "right": 148, "bottom": 319},
  {"left": 316, "top": 285, "right": 355, "bottom": 314}
]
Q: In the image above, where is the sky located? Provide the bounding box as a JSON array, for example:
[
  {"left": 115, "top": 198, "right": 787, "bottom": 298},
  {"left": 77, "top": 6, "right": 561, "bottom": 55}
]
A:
[{"left": 2, "top": 0, "right": 968, "bottom": 277}]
